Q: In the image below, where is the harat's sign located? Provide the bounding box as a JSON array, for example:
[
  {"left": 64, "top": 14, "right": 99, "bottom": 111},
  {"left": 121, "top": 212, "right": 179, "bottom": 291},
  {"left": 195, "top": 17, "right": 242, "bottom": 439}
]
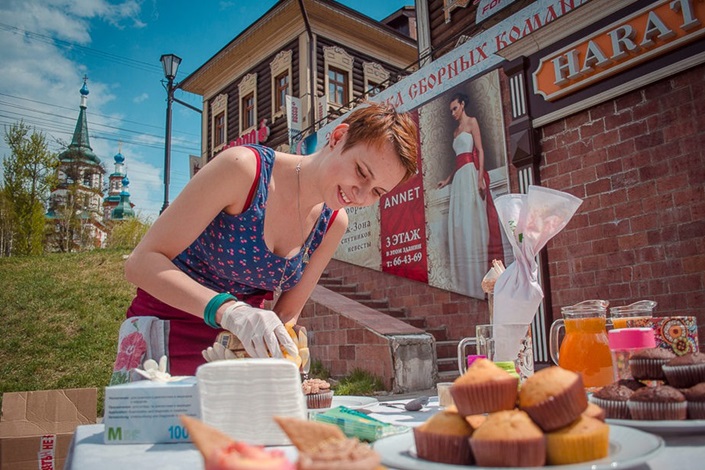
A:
[{"left": 533, "top": 0, "right": 704, "bottom": 101}]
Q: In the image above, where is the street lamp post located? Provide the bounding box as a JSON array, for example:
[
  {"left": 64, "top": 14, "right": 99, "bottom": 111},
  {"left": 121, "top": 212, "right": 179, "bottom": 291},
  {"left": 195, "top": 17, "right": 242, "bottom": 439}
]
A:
[{"left": 160, "top": 53, "right": 182, "bottom": 214}]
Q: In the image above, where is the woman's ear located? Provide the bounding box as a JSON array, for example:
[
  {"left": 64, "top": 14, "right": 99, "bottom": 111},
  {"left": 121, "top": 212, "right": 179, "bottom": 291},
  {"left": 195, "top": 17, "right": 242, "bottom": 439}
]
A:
[{"left": 329, "top": 123, "right": 349, "bottom": 148}]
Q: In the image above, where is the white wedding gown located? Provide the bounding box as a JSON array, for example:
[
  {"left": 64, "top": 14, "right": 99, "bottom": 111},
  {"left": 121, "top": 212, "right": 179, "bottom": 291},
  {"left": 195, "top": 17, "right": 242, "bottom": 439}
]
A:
[{"left": 448, "top": 131, "right": 489, "bottom": 299}]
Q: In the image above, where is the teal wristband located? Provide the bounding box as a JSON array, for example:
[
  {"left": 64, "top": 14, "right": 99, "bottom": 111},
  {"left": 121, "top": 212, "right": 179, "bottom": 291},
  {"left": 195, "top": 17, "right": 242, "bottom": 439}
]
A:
[{"left": 204, "top": 293, "right": 236, "bottom": 329}]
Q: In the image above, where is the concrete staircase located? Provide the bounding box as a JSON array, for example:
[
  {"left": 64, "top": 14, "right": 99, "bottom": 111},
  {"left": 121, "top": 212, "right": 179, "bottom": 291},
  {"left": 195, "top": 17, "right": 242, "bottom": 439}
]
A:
[{"left": 318, "top": 271, "right": 460, "bottom": 382}]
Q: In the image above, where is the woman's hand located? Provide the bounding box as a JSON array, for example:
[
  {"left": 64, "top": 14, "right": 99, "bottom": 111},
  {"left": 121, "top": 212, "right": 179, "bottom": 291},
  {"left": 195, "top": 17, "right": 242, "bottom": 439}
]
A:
[
  {"left": 478, "top": 173, "right": 487, "bottom": 200},
  {"left": 219, "top": 302, "right": 298, "bottom": 359},
  {"left": 437, "top": 177, "right": 450, "bottom": 189}
]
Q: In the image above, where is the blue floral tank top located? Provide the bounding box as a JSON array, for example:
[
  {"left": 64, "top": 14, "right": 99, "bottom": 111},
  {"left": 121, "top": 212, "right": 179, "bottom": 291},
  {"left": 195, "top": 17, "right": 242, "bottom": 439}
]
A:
[{"left": 173, "top": 145, "right": 335, "bottom": 298}]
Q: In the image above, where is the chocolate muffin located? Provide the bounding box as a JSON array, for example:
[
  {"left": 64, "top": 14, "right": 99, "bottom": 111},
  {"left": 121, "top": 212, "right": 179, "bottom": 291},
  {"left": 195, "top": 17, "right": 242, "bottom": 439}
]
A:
[
  {"left": 615, "top": 378, "right": 646, "bottom": 391},
  {"left": 662, "top": 352, "right": 705, "bottom": 388},
  {"left": 589, "top": 383, "right": 633, "bottom": 419},
  {"left": 629, "top": 348, "right": 676, "bottom": 381},
  {"left": 682, "top": 382, "right": 705, "bottom": 420},
  {"left": 627, "top": 385, "right": 686, "bottom": 420}
]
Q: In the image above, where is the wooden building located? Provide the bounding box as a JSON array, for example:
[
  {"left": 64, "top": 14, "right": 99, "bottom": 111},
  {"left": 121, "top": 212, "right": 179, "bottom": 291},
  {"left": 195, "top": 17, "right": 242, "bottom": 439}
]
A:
[{"left": 179, "top": 0, "right": 418, "bottom": 171}]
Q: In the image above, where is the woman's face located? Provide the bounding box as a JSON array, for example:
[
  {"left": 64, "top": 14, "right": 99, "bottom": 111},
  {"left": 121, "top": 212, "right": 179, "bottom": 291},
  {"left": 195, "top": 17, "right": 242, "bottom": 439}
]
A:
[
  {"left": 326, "top": 131, "right": 406, "bottom": 210},
  {"left": 449, "top": 99, "right": 464, "bottom": 122}
]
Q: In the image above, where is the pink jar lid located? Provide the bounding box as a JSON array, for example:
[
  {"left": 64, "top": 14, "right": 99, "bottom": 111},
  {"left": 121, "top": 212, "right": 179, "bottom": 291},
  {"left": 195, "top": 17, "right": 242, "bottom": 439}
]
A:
[
  {"left": 608, "top": 327, "right": 656, "bottom": 350},
  {"left": 467, "top": 355, "right": 487, "bottom": 367}
]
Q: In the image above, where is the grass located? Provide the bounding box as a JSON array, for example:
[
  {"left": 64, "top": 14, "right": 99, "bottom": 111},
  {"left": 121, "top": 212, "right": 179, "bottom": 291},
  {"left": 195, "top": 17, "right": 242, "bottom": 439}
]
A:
[
  {"left": 0, "top": 250, "right": 387, "bottom": 415},
  {"left": 334, "top": 368, "right": 385, "bottom": 396},
  {"left": 0, "top": 249, "right": 134, "bottom": 415}
]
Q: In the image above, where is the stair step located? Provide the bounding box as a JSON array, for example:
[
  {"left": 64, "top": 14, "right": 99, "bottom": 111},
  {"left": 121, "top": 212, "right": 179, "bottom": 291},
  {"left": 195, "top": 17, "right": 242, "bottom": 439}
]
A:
[
  {"left": 325, "top": 283, "right": 359, "bottom": 293},
  {"left": 403, "top": 316, "right": 427, "bottom": 329},
  {"left": 319, "top": 276, "right": 343, "bottom": 286},
  {"left": 438, "top": 370, "right": 461, "bottom": 382},
  {"left": 377, "top": 307, "right": 407, "bottom": 319},
  {"left": 435, "top": 340, "right": 459, "bottom": 359},
  {"left": 345, "top": 291, "right": 373, "bottom": 301},
  {"left": 437, "top": 357, "right": 459, "bottom": 373},
  {"left": 426, "top": 327, "right": 448, "bottom": 341},
  {"left": 359, "top": 299, "right": 391, "bottom": 309}
]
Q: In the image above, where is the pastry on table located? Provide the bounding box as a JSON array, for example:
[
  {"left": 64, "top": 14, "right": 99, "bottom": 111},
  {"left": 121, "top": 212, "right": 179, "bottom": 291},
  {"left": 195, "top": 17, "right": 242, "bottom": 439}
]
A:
[
  {"left": 450, "top": 358, "right": 519, "bottom": 416},
  {"left": 519, "top": 366, "right": 587, "bottom": 431},
  {"left": 545, "top": 415, "right": 609, "bottom": 465},
  {"left": 274, "top": 416, "right": 385, "bottom": 470},
  {"left": 412, "top": 408, "right": 475, "bottom": 465},
  {"left": 180, "top": 415, "right": 294, "bottom": 470}
]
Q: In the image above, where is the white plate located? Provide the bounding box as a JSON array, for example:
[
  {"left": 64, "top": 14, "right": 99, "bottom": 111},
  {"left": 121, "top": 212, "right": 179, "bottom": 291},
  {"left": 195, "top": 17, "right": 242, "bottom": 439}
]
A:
[
  {"left": 373, "top": 425, "right": 663, "bottom": 470},
  {"left": 309, "top": 395, "right": 379, "bottom": 411},
  {"left": 606, "top": 418, "right": 705, "bottom": 435}
]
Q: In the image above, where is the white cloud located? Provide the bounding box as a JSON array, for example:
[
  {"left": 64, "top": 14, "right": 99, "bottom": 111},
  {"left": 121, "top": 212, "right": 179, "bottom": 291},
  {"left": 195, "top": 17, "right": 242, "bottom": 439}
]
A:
[{"left": 133, "top": 92, "right": 149, "bottom": 103}]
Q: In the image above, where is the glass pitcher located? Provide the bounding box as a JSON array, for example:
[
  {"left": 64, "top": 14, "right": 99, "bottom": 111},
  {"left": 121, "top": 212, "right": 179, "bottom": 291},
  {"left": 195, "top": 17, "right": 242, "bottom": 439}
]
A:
[
  {"left": 609, "top": 300, "right": 657, "bottom": 329},
  {"left": 549, "top": 300, "right": 614, "bottom": 389}
]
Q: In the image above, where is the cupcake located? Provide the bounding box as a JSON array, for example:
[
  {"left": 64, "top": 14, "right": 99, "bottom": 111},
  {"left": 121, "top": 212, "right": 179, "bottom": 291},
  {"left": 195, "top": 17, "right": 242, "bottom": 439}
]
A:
[
  {"left": 545, "top": 415, "right": 610, "bottom": 465},
  {"left": 582, "top": 402, "right": 606, "bottom": 422},
  {"left": 662, "top": 352, "right": 705, "bottom": 388},
  {"left": 682, "top": 382, "right": 705, "bottom": 419},
  {"left": 615, "top": 378, "right": 646, "bottom": 391},
  {"left": 518, "top": 366, "right": 587, "bottom": 432},
  {"left": 629, "top": 347, "right": 675, "bottom": 381},
  {"left": 449, "top": 358, "right": 518, "bottom": 416},
  {"left": 627, "top": 385, "right": 687, "bottom": 420},
  {"left": 469, "top": 410, "right": 546, "bottom": 467},
  {"left": 589, "top": 383, "right": 633, "bottom": 419},
  {"left": 412, "top": 409, "right": 474, "bottom": 465},
  {"left": 302, "top": 379, "right": 334, "bottom": 409}
]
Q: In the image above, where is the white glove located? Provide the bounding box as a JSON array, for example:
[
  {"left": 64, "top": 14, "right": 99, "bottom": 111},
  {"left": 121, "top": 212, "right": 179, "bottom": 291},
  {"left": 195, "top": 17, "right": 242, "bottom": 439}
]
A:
[
  {"left": 220, "top": 302, "right": 298, "bottom": 359},
  {"left": 202, "top": 342, "right": 237, "bottom": 362}
]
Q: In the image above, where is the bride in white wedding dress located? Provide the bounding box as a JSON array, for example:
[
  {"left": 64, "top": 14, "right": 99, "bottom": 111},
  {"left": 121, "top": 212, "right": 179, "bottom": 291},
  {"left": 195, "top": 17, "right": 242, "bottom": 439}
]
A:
[{"left": 437, "top": 93, "right": 503, "bottom": 299}]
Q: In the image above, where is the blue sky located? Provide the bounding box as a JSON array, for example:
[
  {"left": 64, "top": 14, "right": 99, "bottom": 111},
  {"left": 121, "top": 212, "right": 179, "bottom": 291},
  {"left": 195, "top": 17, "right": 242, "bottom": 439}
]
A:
[{"left": 0, "top": 0, "right": 412, "bottom": 220}]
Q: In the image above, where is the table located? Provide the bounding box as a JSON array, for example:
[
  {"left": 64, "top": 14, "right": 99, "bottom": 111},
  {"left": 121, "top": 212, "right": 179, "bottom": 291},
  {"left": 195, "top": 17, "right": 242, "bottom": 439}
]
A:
[{"left": 65, "top": 397, "right": 705, "bottom": 470}]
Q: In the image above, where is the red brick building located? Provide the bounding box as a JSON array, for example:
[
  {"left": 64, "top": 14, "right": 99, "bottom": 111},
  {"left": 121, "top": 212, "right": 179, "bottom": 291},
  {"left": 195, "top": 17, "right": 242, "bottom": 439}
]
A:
[{"left": 299, "top": 0, "right": 704, "bottom": 391}]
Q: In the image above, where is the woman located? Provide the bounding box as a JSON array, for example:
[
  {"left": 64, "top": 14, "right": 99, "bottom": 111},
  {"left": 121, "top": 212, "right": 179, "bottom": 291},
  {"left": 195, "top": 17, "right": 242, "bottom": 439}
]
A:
[
  {"left": 437, "top": 93, "right": 503, "bottom": 299},
  {"left": 122, "top": 102, "right": 418, "bottom": 376}
]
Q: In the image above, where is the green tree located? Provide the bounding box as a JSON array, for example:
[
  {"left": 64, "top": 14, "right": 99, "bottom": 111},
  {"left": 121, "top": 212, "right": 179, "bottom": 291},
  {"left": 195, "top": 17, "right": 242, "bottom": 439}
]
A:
[
  {"left": 2, "top": 121, "right": 58, "bottom": 256},
  {"left": 106, "top": 214, "right": 152, "bottom": 250}
]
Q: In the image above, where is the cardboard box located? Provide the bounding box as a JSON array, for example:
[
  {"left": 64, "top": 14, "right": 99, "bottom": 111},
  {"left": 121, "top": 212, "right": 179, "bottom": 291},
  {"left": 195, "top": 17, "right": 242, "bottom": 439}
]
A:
[
  {"left": 103, "top": 378, "right": 200, "bottom": 444},
  {"left": 0, "top": 388, "right": 97, "bottom": 470}
]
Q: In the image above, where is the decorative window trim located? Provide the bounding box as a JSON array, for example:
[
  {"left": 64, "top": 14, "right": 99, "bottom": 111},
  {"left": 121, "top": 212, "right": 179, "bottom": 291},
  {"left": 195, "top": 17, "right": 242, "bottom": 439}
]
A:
[
  {"left": 363, "top": 61, "right": 389, "bottom": 98},
  {"left": 238, "top": 73, "right": 258, "bottom": 135},
  {"left": 211, "top": 93, "right": 228, "bottom": 153},
  {"left": 323, "top": 46, "right": 353, "bottom": 109},
  {"left": 270, "top": 50, "right": 292, "bottom": 120}
]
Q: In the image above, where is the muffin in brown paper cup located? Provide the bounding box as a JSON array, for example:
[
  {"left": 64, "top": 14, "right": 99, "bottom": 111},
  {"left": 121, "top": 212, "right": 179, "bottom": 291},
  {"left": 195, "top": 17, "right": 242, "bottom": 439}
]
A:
[
  {"left": 519, "top": 367, "right": 587, "bottom": 432},
  {"left": 413, "top": 428, "right": 474, "bottom": 465},
  {"left": 469, "top": 410, "right": 545, "bottom": 467},
  {"left": 627, "top": 385, "right": 686, "bottom": 420},
  {"left": 662, "top": 352, "right": 705, "bottom": 388},
  {"left": 682, "top": 382, "right": 705, "bottom": 419},
  {"left": 413, "top": 409, "right": 474, "bottom": 465},
  {"left": 306, "top": 390, "right": 333, "bottom": 409},
  {"left": 629, "top": 347, "right": 675, "bottom": 381},
  {"left": 589, "top": 383, "right": 634, "bottom": 420},
  {"left": 450, "top": 359, "right": 518, "bottom": 416}
]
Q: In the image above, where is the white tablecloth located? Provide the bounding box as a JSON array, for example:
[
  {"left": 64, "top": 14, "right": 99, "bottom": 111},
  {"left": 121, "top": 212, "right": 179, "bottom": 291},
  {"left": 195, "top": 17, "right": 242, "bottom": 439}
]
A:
[{"left": 64, "top": 397, "right": 705, "bottom": 470}]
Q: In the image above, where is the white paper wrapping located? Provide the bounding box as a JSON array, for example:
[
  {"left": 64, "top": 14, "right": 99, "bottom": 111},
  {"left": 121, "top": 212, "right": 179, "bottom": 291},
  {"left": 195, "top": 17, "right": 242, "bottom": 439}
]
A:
[{"left": 492, "top": 186, "right": 582, "bottom": 360}]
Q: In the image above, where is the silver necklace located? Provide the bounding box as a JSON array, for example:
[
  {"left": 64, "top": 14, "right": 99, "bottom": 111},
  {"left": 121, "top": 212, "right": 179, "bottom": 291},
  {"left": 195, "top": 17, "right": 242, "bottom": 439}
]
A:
[{"left": 274, "top": 158, "right": 311, "bottom": 297}]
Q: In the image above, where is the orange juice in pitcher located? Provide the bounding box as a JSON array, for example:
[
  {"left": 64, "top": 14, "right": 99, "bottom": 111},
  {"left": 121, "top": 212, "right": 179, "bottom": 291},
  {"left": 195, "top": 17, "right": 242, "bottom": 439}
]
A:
[
  {"left": 610, "top": 300, "right": 657, "bottom": 329},
  {"left": 549, "top": 300, "right": 614, "bottom": 389}
]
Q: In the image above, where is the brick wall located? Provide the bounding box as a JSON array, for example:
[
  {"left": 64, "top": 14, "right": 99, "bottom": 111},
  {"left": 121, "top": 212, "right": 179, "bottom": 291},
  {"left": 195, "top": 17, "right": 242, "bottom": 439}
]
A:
[{"left": 539, "top": 64, "right": 705, "bottom": 341}]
